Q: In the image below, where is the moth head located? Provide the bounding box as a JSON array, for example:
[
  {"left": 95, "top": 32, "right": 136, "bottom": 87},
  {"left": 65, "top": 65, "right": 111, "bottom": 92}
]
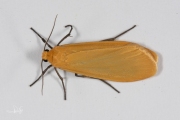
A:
[{"left": 42, "top": 49, "right": 49, "bottom": 62}]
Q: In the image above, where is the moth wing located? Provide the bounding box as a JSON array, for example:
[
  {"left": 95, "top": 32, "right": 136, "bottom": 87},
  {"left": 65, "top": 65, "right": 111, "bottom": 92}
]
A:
[{"left": 63, "top": 43, "right": 157, "bottom": 82}]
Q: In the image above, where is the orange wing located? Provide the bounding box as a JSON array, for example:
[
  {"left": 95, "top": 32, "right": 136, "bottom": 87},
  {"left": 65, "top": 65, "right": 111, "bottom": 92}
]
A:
[{"left": 48, "top": 41, "right": 158, "bottom": 82}]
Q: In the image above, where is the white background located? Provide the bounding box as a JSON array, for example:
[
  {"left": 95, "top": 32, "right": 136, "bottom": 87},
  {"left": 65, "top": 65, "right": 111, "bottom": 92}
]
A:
[{"left": 1, "top": 0, "right": 180, "bottom": 120}]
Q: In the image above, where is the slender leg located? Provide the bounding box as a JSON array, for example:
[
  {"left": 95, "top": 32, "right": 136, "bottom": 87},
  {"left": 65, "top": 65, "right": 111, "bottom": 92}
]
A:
[
  {"left": 75, "top": 73, "right": 120, "bottom": 93},
  {"left": 29, "top": 65, "right": 52, "bottom": 87},
  {"left": 54, "top": 68, "right": 66, "bottom": 100},
  {"left": 30, "top": 28, "right": 53, "bottom": 49},
  {"left": 75, "top": 73, "right": 85, "bottom": 77},
  {"left": 57, "top": 25, "right": 73, "bottom": 46},
  {"left": 101, "top": 25, "right": 136, "bottom": 41}
]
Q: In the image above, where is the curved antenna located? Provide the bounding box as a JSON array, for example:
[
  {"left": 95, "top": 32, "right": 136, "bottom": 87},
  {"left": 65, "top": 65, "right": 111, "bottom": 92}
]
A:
[
  {"left": 41, "top": 60, "right": 44, "bottom": 95},
  {"left": 41, "top": 15, "right": 58, "bottom": 95},
  {"left": 44, "top": 14, "right": 58, "bottom": 50}
]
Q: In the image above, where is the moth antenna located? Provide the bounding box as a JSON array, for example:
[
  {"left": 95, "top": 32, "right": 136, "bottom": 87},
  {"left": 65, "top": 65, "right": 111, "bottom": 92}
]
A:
[
  {"left": 41, "top": 60, "right": 44, "bottom": 95},
  {"left": 41, "top": 14, "right": 58, "bottom": 95},
  {"left": 44, "top": 14, "right": 58, "bottom": 50}
]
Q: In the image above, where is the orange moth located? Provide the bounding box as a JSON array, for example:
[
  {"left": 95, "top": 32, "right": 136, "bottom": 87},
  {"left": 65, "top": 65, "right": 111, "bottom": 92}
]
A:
[{"left": 30, "top": 15, "right": 158, "bottom": 100}]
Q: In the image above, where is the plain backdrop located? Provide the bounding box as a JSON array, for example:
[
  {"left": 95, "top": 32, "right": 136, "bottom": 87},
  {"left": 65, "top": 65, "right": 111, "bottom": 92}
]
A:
[{"left": 1, "top": 0, "right": 180, "bottom": 120}]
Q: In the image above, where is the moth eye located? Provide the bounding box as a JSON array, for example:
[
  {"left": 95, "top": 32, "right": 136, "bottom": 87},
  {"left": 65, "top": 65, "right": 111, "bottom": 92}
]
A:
[
  {"left": 43, "top": 59, "right": 48, "bottom": 62},
  {"left": 45, "top": 49, "right": 49, "bottom": 52}
]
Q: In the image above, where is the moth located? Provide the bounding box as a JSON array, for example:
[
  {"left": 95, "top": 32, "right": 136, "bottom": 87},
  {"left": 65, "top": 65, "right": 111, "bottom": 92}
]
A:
[{"left": 30, "top": 15, "right": 158, "bottom": 100}]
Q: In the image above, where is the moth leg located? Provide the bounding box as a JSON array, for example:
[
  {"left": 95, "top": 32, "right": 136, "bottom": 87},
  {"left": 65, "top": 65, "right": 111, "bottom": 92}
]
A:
[
  {"left": 30, "top": 28, "right": 53, "bottom": 49},
  {"left": 54, "top": 68, "right": 66, "bottom": 100},
  {"left": 56, "top": 25, "right": 73, "bottom": 46},
  {"left": 101, "top": 25, "right": 136, "bottom": 41},
  {"left": 30, "top": 65, "right": 52, "bottom": 87},
  {"left": 75, "top": 73, "right": 120, "bottom": 93},
  {"left": 75, "top": 73, "right": 86, "bottom": 77}
]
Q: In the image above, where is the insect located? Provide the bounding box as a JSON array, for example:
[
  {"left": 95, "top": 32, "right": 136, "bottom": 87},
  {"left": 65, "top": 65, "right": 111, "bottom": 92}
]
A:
[{"left": 29, "top": 15, "right": 158, "bottom": 100}]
